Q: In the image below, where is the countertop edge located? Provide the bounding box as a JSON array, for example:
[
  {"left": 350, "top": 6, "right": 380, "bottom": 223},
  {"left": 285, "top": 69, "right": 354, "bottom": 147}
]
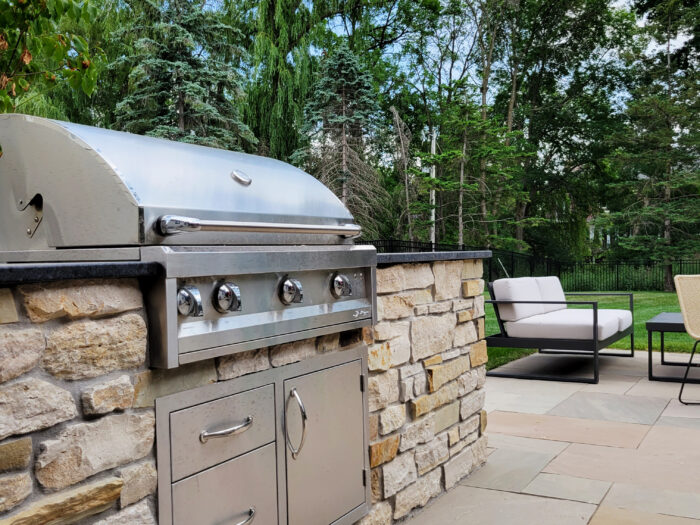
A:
[
  {"left": 0, "top": 262, "right": 163, "bottom": 286},
  {"left": 377, "top": 251, "right": 492, "bottom": 265}
]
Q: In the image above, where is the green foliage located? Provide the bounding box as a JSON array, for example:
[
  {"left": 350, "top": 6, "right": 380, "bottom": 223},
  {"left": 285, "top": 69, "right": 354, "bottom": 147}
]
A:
[
  {"left": 114, "top": 0, "right": 255, "bottom": 150},
  {"left": 0, "top": 0, "right": 101, "bottom": 113}
]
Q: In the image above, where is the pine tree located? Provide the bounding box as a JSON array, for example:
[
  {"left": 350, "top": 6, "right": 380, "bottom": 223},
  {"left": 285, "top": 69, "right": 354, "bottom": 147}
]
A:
[
  {"left": 293, "top": 43, "right": 388, "bottom": 237},
  {"left": 114, "top": 0, "right": 255, "bottom": 150}
]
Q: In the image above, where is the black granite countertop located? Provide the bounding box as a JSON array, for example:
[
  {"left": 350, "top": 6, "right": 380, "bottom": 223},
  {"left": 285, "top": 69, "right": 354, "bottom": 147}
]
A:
[
  {"left": 0, "top": 262, "right": 163, "bottom": 286},
  {"left": 377, "top": 251, "right": 492, "bottom": 265}
]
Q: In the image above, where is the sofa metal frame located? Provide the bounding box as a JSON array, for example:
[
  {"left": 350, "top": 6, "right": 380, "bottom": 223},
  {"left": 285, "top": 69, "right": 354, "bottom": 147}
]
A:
[{"left": 485, "top": 283, "right": 634, "bottom": 384}]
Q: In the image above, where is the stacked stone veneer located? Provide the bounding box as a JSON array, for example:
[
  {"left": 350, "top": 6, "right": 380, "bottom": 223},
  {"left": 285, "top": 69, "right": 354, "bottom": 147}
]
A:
[
  {"left": 0, "top": 257, "right": 488, "bottom": 524},
  {"left": 0, "top": 278, "right": 363, "bottom": 524},
  {"left": 359, "top": 259, "right": 488, "bottom": 524}
]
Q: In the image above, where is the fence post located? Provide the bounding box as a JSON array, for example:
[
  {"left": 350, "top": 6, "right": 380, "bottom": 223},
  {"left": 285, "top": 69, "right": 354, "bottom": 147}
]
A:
[{"left": 616, "top": 264, "right": 619, "bottom": 290}]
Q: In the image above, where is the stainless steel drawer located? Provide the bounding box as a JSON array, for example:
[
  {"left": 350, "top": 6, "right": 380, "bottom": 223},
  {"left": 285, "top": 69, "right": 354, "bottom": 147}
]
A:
[
  {"left": 172, "top": 442, "right": 277, "bottom": 525},
  {"left": 170, "top": 384, "right": 275, "bottom": 481}
]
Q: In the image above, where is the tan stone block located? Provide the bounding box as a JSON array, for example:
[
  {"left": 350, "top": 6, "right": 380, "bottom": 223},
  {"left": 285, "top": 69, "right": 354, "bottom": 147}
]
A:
[
  {"left": 459, "top": 415, "right": 480, "bottom": 439},
  {"left": 413, "top": 373, "right": 427, "bottom": 397},
  {"left": 19, "top": 279, "right": 142, "bottom": 323},
  {"left": 133, "top": 361, "right": 216, "bottom": 408},
  {"left": 414, "top": 304, "right": 429, "bottom": 316},
  {"left": 118, "top": 461, "right": 156, "bottom": 508},
  {"left": 473, "top": 435, "right": 488, "bottom": 467},
  {"left": 370, "top": 468, "right": 382, "bottom": 504},
  {"left": 368, "top": 342, "right": 391, "bottom": 372},
  {"left": 399, "top": 377, "right": 414, "bottom": 403},
  {"left": 369, "top": 435, "right": 400, "bottom": 468},
  {"left": 378, "top": 290, "right": 432, "bottom": 321},
  {"left": 94, "top": 500, "right": 155, "bottom": 524},
  {"left": 433, "top": 261, "right": 463, "bottom": 300},
  {"left": 422, "top": 355, "right": 442, "bottom": 367},
  {"left": 460, "top": 389, "right": 486, "bottom": 420},
  {"left": 403, "top": 264, "right": 435, "bottom": 290},
  {"left": 457, "top": 310, "right": 473, "bottom": 323},
  {"left": 369, "top": 414, "right": 379, "bottom": 442},
  {"left": 0, "top": 471, "right": 31, "bottom": 513},
  {"left": 443, "top": 445, "right": 475, "bottom": 489},
  {"left": 43, "top": 313, "right": 146, "bottom": 380},
  {"left": 35, "top": 413, "right": 155, "bottom": 490},
  {"left": 473, "top": 295, "right": 486, "bottom": 318},
  {"left": 428, "top": 301, "right": 453, "bottom": 314},
  {"left": 415, "top": 433, "right": 449, "bottom": 475},
  {"left": 379, "top": 405, "right": 406, "bottom": 435},
  {"left": 383, "top": 452, "right": 417, "bottom": 497},
  {"left": 361, "top": 326, "right": 374, "bottom": 345},
  {"left": 399, "top": 363, "right": 423, "bottom": 379},
  {"left": 475, "top": 365, "right": 486, "bottom": 389},
  {"left": 480, "top": 409, "right": 488, "bottom": 435},
  {"left": 0, "top": 289, "right": 18, "bottom": 325},
  {"left": 0, "top": 437, "right": 32, "bottom": 473},
  {"left": 400, "top": 414, "right": 434, "bottom": 453},
  {"left": 0, "top": 327, "right": 44, "bottom": 384},
  {"left": 450, "top": 439, "right": 467, "bottom": 456},
  {"left": 217, "top": 349, "right": 269, "bottom": 380},
  {"left": 376, "top": 265, "right": 406, "bottom": 294},
  {"left": 453, "top": 321, "right": 477, "bottom": 347},
  {"left": 0, "top": 378, "right": 77, "bottom": 440},
  {"left": 82, "top": 375, "right": 133, "bottom": 415},
  {"left": 457, "top": 369, "right": 477, "bottom": 397},
  {"left": 368, "top": 369, "right": 399, "bottom": 412},
  {"left": 356, "top": 501, "right": 391, "bottom": 525},
  {"left": 453, "top": 298, "right": 474, "bottom": 312},
  {"left": 477, "top": 318, "right": 485, "bottom": 339},
  {"left": 316, "top": 333, "right": 340, "bottom": 353},
  {"left": 390, "top": 333, "right": 410, "bottom": 367},
  {"left": 393, "top": 468, "right": 442, "bottom": 519},
  {"left": 442, "top": 348, "right": 461, "bottom": 361},
  {"left": 448, "top": 427, "right": 460, "bottom": 447},
  {"left": 433, "top": 401, "right": 460, "bottom": 434},
  {"left": 426, "top": 355, "right": 471, "bottom": 393},
  {"left": 1, "top": 477, "right": 123, "bottom": 525},
  {"left": 411, "top": 381, "right": 459, "bottom": 418},
  {"left": 462, "top": 259, "right": 483, "bottom": 280},
  {"left": 269, "top": 338, "right": 316, "bottom": 367},
  {"left": 373, "top": 321, "right": 408, "bottom": 342},
  {"left": 470, "top": 340, "right": 488, "bottom": 367},
  {"left": 462, "top": 279, "right": 485, "bottom": 298},
  {"left": 411, "top": 313, "right": 456, "bottom": 361}
]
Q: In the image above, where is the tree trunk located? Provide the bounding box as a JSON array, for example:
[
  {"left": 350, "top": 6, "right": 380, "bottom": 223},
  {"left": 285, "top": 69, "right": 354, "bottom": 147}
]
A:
[
  {"left": 459, "top": 129, "right": 467, "bottom": 246},
  {"left": 341, "top": 87, "right": 348, "bottom": 205},
  {"left": 429, "top": 128, "right": 437, "bottom": 245}
]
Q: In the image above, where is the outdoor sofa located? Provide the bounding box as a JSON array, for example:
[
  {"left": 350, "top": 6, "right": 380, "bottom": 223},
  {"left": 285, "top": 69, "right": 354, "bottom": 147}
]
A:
[{"left": 486, "top": 276, "right": 634, "bottom": 383}]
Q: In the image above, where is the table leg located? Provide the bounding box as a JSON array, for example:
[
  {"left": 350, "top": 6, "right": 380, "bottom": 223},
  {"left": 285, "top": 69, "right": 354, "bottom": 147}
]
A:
[{"left": 648, "top": 329, "right": 653, "bottom": 381}]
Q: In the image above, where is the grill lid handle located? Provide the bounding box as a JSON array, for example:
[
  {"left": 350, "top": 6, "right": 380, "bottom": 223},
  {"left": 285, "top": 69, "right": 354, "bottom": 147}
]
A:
[{"left": 157, "top": 214, "right": 362, "bottom": 238}]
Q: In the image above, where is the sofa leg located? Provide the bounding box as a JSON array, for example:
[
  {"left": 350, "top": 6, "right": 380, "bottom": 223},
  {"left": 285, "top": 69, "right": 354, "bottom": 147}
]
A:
[{"left": 679, "top": 340, "right": 700, "bottom": 405}]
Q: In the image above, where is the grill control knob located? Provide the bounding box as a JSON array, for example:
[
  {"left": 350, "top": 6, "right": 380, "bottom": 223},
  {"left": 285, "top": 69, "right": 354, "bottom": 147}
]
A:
[
  {"left": 213, "top": 282, "right": 242, "bottom": 313},
  {"left": 177, "top": 286, "right": 203, "bottom": 317},
  {"left": 331, "top": 273, "right": 353, "bottom": 298},
  {"left": 279, "top": 278, "right": 303, "bottom": 305}
]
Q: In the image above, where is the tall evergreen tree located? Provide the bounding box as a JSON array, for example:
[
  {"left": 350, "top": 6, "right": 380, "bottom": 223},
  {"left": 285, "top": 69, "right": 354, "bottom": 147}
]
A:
[
  {"left": 293, "top": 42, "right": 388, "bottom": 237},
  {"left": 114, "top": 0, "right": 255, "bottom": 150}
]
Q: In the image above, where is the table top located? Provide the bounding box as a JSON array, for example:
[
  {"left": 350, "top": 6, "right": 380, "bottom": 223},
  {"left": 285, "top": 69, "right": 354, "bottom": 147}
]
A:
[{"left": 646, "top": 312, "right": 686, "bottom": 332}]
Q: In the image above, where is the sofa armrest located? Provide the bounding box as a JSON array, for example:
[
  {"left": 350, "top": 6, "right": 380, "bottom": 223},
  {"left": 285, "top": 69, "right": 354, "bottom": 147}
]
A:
[{"left": 565, "top": 292, "right": 634, "bottom": 317}]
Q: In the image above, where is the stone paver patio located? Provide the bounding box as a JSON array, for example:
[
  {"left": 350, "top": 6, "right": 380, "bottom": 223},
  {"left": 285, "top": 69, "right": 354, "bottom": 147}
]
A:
[{"left": 406, "top": 351, "right": 700, "bottom": 524}]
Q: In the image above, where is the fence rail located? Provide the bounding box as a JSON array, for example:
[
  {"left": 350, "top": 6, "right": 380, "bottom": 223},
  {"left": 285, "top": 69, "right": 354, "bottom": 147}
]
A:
[{"left": 360, "top": 239, "right": 699, "bottom": 291}]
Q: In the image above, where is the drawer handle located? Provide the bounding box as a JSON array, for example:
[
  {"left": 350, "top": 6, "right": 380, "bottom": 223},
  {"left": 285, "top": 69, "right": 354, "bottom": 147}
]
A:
[
  {"left": 234, "top": 506, "right": 256, "bottom": 525},
  {"left": 199, "top": 415, "right": 253, "bottom": 443},
  {"left": 285, "top": 388, "right": 307, "bottom": 460}
]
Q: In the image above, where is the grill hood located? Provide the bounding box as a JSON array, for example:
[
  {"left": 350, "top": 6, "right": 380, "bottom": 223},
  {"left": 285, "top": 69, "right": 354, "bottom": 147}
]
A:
[{"left": 0, "top": 114, "right": 359, "bottom": 256}]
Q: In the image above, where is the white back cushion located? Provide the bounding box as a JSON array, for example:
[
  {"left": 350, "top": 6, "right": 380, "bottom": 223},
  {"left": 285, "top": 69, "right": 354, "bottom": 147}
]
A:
[
  {"left": 535, "top": 276, "right": 567, "bottom": 313},
  {"left": 492, "top": 277, "right": 544, "bottom": 322}
]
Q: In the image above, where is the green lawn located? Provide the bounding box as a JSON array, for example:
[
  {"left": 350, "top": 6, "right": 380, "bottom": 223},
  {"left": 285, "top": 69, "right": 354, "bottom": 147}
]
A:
[{"left": 485, "top": 290, "right": 694, "bottom": 371}]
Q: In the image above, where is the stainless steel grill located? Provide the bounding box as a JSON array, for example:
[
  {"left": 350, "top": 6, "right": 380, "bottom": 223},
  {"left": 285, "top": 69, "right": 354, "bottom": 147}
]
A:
[{"left": 0, "top": 114, "right": 376, "bottom": 368}]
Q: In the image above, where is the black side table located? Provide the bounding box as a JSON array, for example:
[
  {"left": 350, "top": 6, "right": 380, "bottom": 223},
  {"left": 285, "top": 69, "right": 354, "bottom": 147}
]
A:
[{"left": 647, "top": 312, "right": 697, "bottom": 382}]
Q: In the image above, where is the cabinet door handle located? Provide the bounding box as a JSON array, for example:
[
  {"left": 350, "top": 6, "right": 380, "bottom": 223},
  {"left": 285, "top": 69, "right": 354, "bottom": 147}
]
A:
[
  {"left": 199, "top": 415, "right": 253, "bottom": 443},
  {"left": 285, "top": 388, "right": 308, "bottom": 459},
  {"left": 234, "top": 507, "right": 256, "bottom": 525}
]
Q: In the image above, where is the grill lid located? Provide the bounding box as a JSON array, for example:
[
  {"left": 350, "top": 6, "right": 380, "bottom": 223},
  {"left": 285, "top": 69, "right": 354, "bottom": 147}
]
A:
[{"left": 0, "top": 114, "right": 358, "bottom": 252}]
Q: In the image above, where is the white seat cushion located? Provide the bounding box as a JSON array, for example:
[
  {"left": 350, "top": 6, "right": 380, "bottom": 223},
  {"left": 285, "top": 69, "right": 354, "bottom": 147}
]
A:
[
  {"left": 606, "top": 309, "right": 633, "bottom": 332},
  {"left": 492, "top": 277, "right": 544, "bottom": 322},
  {"left": 535, "top": 276, "right": 567, "bottom": 314},
  {"left": 504, "top": 309, "right": 622, "bottom": 340}
]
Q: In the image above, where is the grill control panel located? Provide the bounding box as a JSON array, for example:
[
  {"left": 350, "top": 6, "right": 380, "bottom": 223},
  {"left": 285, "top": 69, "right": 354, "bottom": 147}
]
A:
[{"left": 142, "top": 245, "right": 376, "bottom": 369}]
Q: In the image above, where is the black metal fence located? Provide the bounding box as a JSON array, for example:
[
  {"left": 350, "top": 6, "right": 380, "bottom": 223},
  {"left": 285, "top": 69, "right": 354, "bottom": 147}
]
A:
[{"left": 361, "top": 239, "right": 699, "bottom": 291}]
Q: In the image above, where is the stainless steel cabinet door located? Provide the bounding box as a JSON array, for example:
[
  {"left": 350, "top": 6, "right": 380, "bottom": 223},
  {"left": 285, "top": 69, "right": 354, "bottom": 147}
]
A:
[
  {"left": 172, "top": 442, "right": 277, "bottom": 525},
  {"left": 284, "top": 360, "right": 365, "bottom": 525}
]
